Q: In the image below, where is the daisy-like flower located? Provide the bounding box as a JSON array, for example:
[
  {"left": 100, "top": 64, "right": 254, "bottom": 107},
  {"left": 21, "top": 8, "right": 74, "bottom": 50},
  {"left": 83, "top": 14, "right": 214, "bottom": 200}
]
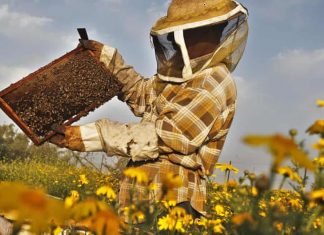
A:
[
  {"left": 162, "top": 173, "right": 183, "bottom": 190},
  {"left": 307, "top": 120, "right": 324, "bottom": 135},
  {"left": 313, "top": 156, "right": 324, "bottom": 169},
  {"left": 308, "top": 189, "right": 324, "bottom": 204},
  {"left": 276, "top": 166, "right": 302, "bottom": 184},
  {"left": 158, "top": 207, "right": 192, "bottom": 233},
  {"left": 209, "top": 219, "right": 225, "bottom": 234},
  {"left": 53, "top": 226, "right": 63, "bottom": 235},
  {"left": 215, "top": 163, "right": 239, "bottom": 173},
  {"left": 243, "top": 134, "right": 315, "bottom": 170},
  {"left": 161, "top": 173, "right": 183, "bottom": 200},
  {"left": 79, "top": 174, "right": 89, "bottom": 185},
  {"left": 288, "top": 198, "right": 303, "bottom": 211},
  {"left": 162, "top": 200, "right": 177, "bottom": 209},
  {"left": 64, "top": 190, "right": 80, "bottom": 208},
  {"left": 312, "top": 139, "right": 324, "bottom": 150},
  {"left": 96, "top": 186, "right": 116, "bottom": 201},
  {"left": 195, "top": 217, "right": 208, "bottom": 228},
  {"left": 132, "top": 210, "right": 145, "bottom": 223},
  {"left": 123, "top": 167, "right": 149, "bottom": 184},
  {"left": 158, "top": 214, "right": 183, "bottom": 232},
  {"left": 316, "top": 100, "right": 324, "bottom": 107},
  {"left": 214, "top": 204, "right": 226, "bottom": 217}
]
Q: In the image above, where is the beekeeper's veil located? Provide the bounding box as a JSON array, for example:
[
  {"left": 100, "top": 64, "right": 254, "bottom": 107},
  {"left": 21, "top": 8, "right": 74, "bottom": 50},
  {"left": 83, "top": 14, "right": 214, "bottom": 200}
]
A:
[{"left": 150, "top": 0, "right": 248, "bottom": 83}]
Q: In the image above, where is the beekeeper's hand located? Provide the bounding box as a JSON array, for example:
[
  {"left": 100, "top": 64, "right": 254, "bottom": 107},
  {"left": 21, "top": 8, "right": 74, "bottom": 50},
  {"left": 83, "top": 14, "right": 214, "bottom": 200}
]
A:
[
  {"left": 49, "top": 124, "right": 85, "bottom": 151},
  {"left": 78, "top": 39, "right": 104, "bottom": 60}
]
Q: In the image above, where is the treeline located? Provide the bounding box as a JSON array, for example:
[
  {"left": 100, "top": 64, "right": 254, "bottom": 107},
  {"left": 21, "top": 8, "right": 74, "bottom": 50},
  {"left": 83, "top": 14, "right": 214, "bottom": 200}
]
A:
[{"left": 0, "top": 124, "right": 77, "bottom": 163}]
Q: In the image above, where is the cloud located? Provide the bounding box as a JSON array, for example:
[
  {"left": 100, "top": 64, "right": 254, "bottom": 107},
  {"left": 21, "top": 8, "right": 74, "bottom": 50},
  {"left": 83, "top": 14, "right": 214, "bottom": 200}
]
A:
[
  {"left": 273, "top": 48, "right": 324, "bottom": 80},
  {"left": 100, "top": 0, "right": 122, "bottom": 3},
  {"left": 0, "top": 64, "right": 32, "bottom": 90},
  {"left": 0, "top": 4, "right": 52, "bottom": 36},
  {"left": 248, "top": 0, "right": 322, "bottom": 28},
  {"left": 147, "top": 0, "right": 170, "bottom": 20},
  {"left": 0, "top": 64, "right": 33, "bottom": 123}
]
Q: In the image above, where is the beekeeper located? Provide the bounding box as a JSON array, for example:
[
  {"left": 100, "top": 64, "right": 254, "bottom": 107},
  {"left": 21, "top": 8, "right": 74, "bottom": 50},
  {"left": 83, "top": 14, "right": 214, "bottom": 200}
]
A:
[{"left": 50, "top": 0, "right": 249, "bottom": 218}]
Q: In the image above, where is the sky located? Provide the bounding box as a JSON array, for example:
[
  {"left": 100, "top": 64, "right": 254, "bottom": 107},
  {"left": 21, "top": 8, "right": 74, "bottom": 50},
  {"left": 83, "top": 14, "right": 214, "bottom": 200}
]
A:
[{"left": 0, "top": 0, "right": 323, "bottom": 175}]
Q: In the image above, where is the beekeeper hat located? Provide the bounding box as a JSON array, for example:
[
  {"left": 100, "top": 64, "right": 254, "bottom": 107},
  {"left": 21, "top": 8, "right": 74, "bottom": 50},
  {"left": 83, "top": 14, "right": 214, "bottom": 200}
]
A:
[
  {"left": 151, "top": 0, "right": 244, "bottom": 34},
  {"left": 150, "top": 0, "right": 248, "bottom": 82}
]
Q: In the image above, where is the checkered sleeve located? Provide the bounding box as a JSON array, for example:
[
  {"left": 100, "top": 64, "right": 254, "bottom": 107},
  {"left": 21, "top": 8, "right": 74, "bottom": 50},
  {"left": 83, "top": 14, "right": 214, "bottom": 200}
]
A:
[
  {"left": 156, "top": 87, "right": 224, "bottom": 156},
  {"left": 100, "top": 45, "right": 154, "bottom": 117}
]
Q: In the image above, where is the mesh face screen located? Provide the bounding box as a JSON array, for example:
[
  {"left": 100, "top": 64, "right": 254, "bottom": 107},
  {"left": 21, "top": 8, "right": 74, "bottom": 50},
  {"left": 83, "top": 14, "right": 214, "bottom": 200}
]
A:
[
  {"left": 184, "top": 13, "right": 247, "bottom": 73},
  {"left": 152, "top": 33, "right": 185, "bottom": 78}
]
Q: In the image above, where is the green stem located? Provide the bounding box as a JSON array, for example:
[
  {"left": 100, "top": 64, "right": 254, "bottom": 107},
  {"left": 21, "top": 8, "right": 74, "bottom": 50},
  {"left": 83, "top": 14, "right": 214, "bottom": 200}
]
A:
[
  {"left": 269, "top": 164, "right": 276, "bottom": 189},
  {"left": 278, "top": 176, "right": 287, "bottom": 190},
  {"left": 302, "top": 168, "right": 307, "bottom": 188},
  {"left": 224, "top": 170, "right": 228, "bottom": 184},
  {"left": 224, "top": 170, "right": 228, "bottom": 192},
  {"left": 227, "top": 170, "right": 231, "bottom": 183},
  {"left": 306, "top": 206, "right": 321, "bottom": 232}
]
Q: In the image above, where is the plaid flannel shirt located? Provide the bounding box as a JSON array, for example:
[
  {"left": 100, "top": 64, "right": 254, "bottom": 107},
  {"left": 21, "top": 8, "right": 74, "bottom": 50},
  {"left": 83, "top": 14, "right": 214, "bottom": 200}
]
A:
[{"left": 81, "top": 46, "right": 237, "bottom": 214}]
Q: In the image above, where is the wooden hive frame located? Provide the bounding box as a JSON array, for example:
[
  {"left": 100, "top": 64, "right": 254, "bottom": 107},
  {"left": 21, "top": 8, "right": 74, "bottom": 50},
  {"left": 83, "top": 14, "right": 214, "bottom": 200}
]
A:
[{"left": 0, "top": 46, "right": 119, "bottom": 146}]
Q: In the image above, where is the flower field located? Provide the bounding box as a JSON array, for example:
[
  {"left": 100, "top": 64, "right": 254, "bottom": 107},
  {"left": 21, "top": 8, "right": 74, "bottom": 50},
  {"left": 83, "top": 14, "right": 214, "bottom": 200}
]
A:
[{"left": 0, "top": 100, "right": 323, "bottom": 235}]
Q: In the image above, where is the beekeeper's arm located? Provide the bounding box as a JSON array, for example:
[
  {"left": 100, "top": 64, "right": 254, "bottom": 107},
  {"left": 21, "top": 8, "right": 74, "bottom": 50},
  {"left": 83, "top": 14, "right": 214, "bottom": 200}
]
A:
[
  {"left": 80, "top": 40, "right": 154, "bottom": 117},
  {"left": 50, "top": 41, "right": 159, "bottom": 161},
  {"left": 50, "top": 120, "right": 159, "bottom": 162},
  {"left": 50, "top": 80, "right": 226, "bottom": 166}
]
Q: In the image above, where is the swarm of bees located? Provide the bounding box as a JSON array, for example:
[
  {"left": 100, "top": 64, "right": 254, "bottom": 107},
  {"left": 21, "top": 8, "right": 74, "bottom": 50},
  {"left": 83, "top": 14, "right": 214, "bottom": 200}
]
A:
[{"left": 3, "top": 51, "right": 122, "bottom": 137}]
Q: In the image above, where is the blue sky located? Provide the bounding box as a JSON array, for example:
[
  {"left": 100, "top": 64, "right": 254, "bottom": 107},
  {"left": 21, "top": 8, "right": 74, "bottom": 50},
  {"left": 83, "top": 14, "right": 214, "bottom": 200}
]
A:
[{"left": 0, "top": 0, "right": 323, "bottom": 174}]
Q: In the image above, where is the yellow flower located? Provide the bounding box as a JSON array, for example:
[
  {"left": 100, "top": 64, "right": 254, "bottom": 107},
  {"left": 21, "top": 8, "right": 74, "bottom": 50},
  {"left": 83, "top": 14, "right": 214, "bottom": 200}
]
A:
[
  {"left": 70, "top": 190, "right": 80, "bottom": 200},
  {"left": 316, "top": 100, "right": 324, "bottom": 107},
  {"left": 214, "top": 204, "right": 226, "bottom": 217},
  {"left": 195, "top": 217, "right": 208, "bottom": 228},
  {"left": 312, "top": 139, "right": 324, "bottom": 150},
  {"left": 158, "top": 207, "right": 193, "bottom": 233},
  {"left": 226, "top": 179, "right": 238, "bottom": 187},
  {"left": 161, "top": 173, "right": 183, "bottom": 200},
  {"left": 162, "top": 200, "right": 177, "bottom": 209},
  {"left": 162, "top": 173, "right": 183, "bottom": 190},
  {"left": 259, "top": 211, "right": 267, "bottom": 217},
  {"left": 308, "top": 189, "right": 324, "bottom": 204},
  {"left": 64, "top": 190, "right": 80, "bottom": 208},
  {"left": 170, "top": 207, "right": 186, "bottom": 218},
  {"left": 79, "top": 210, "right": 120, "bottom": 235},
  {"left": 288, "top": 199, "right": 302, "bottom": 211},
  {"left": 123, "top": 167, "right": 149, "bottom": 184},
  {"left": 307, "top": 120, "right": 324, "bottom": 135},
  {"left": 276, "top": 167, "right": 302, "bottom": 184},
  {"left": 132, "top": 211, "right": 145, "bottom": 223},
  {"left": 96, "top": 186, "right": 116, "bottom": 201},
  {"left": 79, "top": 174, "right": 89, "bottom": 185},
  {"left": 209, "top": 219, "right": 225, "bottom": 234},
  {"left": 243, "top": 134, "right": 315, "bottom": 170},
  {"left": 215, "top": 163, "right": 239, "bottom": 173},
  {"left": 259, "top": 200, "right": 267, "bottom": 210},
  {"left": 158, "top": 214, "right": 180, "bottom": 232},
  {"left": 158, "top": 214, "right": 185, "bottom": 233},
  {"left": 120, "top": 205, "right": 145, "bottom": 224},
  {"left": 53, "top": 226, "right": 63, "bottom": 235},
  {"left": 252, "top": 187, "right": 258, "bottom": 196},
  {"left": 149, "top": 182, "right": 158, "bottom": 191},
  {"left": 70, "top": 198, "right": 109, "bottom": 221},
  {"left": 274, "top": 222, "right": 283, "bottom": 232},
  {"left": 313, "top": 217, "right": 323, "bottom": 229},
  {"left": 313, "top": 156, "right": 324, "bottom": 168},
  {"left": 232, "top": 212, "right": 254, "bottom": 226},
  {"left": 0, "top": 183, "right": 67, "bottom": 233}
]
